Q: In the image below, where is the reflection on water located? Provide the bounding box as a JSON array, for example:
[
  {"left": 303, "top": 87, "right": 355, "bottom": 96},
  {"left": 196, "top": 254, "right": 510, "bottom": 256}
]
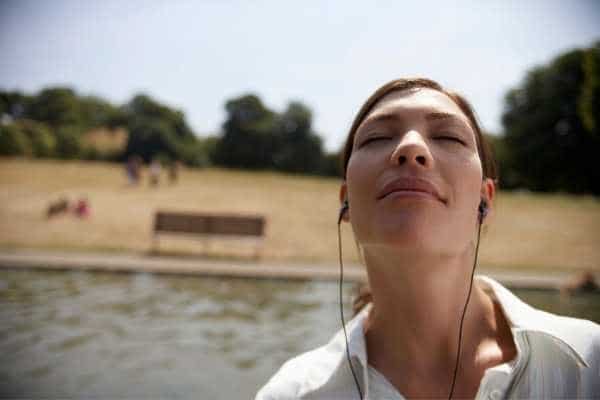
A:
[
  {"left": 0, "top": 269, "right": 348, "bottom": 398},
  {"left": 0, "top": 269, "right": 599, "bottom": 399}
]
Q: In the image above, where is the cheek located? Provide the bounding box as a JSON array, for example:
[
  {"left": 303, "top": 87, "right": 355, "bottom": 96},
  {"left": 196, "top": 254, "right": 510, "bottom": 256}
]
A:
[
  {"left": 345, "top": 153, "right": 381, "bottom": 238},
  {"left": 441, "top": 154, "right": 484, "bottom": 225},
  {"left": 437, "top": 148, "right": 483, "bottom": 183},
  {"left": 345, "top": 152, "right": 383, "bottom": 204}
]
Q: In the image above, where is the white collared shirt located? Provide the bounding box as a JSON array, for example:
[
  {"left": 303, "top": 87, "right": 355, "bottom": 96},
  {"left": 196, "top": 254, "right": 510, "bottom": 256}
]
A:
[{"left": 256, "top": 276, "right": 600, "bottom": 399}]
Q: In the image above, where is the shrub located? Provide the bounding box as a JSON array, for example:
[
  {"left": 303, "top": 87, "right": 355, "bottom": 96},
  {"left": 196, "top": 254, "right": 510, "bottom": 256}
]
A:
[{"left": 0, "top": 123, "right": 32, "bottom": 156}]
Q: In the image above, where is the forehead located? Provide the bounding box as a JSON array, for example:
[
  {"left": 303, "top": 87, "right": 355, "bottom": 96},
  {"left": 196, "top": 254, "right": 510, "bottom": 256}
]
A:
[{"left": 361, "top": 87, "right": 469, "bottom": 126}]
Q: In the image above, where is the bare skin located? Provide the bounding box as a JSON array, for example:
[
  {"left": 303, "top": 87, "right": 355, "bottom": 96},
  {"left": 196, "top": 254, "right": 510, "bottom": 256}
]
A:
[
  {"left": 340, "top": 88, "right": 517, "bottom": 398},
  {"left": 364, "top": 272, "right": 516, "bottom": 398}
]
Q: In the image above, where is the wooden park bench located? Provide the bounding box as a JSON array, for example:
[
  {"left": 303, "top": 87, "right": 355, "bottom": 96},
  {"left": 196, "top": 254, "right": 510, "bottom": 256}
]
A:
[{"left": 152, "top": 211, "right": 266, "bottom": 258}]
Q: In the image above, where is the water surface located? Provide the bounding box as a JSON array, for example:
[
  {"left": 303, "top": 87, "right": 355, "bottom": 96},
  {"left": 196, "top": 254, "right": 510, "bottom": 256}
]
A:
[{"left": 1, "top": 269, "right": 598, "bottom": 399}]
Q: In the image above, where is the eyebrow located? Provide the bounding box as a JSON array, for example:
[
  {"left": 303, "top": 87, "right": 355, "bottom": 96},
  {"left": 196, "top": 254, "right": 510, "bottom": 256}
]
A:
[
  {"left": 360, "top": 110, "right": 468, "bottom": 128},
  {"left": 424, "top": 112, "right": 465, "bottom": 123},
  {"left": 360, "top": 112, "right": 399, "bottom": 125}
]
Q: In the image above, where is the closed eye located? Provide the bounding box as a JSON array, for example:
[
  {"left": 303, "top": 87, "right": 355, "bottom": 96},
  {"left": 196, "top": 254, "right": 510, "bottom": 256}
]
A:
[
  {"left": 434, "top": 135, "right": 465, "bottom": 145},
  {"left": 360, "top": 135, "right": 390, "bottom": 147}
]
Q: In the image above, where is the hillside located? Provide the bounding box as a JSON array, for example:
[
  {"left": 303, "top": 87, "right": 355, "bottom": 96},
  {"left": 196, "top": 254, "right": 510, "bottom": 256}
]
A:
[{"left": 0, "top": 158, "right": 598, "bottom": 270}]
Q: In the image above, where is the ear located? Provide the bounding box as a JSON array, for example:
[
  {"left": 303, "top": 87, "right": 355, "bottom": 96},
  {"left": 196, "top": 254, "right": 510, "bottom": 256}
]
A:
[
  {"left": 339, "top": 182, "right": 350, "bottom": 222},
  {"left": 480, "top": 178, "right": 496, "bottom": 220}
]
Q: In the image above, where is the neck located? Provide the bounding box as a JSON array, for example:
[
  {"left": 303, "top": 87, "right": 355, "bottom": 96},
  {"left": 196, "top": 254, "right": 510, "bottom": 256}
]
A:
[{"left": 361, "top": 242, "right": 504, "bottom": 390}]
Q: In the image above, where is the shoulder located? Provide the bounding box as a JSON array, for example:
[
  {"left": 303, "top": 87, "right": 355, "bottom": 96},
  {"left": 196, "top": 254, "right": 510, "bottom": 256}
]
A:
[
  {"left": 527, "top": 303, "right": 600, "bottom": 364},
  {"left": 521, "top": 313, "right": 600, "bottom": 395},
  {"left": 477, "top": 275, "right": 600, "bottom": 366},
  {"left": 525, "top": 311, "right": 600, "bottom": 354},
  {"left": 509, "top": 294, "right": 600, "bottom": 370},
  {"left": 255, "top": 342, "right": 343, "bottom": 400},
  {"left": 256, "top": 306, "right": 371, "bottom": 400}
]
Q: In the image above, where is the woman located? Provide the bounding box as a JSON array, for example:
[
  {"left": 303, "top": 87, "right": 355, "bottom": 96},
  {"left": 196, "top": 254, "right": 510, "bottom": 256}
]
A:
[{"left": 257, "top": 78, "right": 600, "bottom": 399}]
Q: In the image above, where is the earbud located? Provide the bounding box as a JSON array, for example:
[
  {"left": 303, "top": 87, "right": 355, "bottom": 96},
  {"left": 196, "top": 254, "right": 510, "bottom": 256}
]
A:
[
  {"left": 338, "top": 200, "right": 349, "bottom": 224},
  {"left": 478, "top": 199, "right": 488, "bottom": 223}
]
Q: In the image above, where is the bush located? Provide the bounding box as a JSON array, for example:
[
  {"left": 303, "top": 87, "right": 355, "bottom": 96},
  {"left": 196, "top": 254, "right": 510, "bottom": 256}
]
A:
[
  {"left": 176, "top": 139, "right": 211, "bottom": 168},
  {"left": 81, "top": 146, "right": 102, "bottom": 161},
  {"left": 0, "top": 124, "right": 32, "bottom": 156},
  {"left": 17, "top": 120, "right": 56, "bottom": 158},
  {"left": 55, "top": 126, "right": 82, "bottom": 159},
  {"left": 318, "top": 152, "right": 342, "bottom": 177}
]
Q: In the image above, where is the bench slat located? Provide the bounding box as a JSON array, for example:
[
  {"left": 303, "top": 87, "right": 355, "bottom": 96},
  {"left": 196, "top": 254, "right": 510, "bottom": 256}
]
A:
[{"left": 154, "top": 212, "right": 265, "bottom": 237}]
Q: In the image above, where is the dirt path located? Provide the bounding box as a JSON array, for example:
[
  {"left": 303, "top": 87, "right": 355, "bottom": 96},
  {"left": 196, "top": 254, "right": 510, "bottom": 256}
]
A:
[{"left": 1, "top": 249, "right": 596, "bottom": 290}]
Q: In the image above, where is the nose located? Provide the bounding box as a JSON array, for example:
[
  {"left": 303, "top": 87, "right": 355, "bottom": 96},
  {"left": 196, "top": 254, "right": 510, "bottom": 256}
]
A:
[{"left": 390, "top": 130, "right": 433, "bottom": 169}]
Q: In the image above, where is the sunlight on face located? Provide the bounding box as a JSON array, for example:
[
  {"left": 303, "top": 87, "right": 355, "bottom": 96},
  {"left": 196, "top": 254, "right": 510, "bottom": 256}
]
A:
[{"left": 345, "top": 88, "right": 484, "bottom": 257}]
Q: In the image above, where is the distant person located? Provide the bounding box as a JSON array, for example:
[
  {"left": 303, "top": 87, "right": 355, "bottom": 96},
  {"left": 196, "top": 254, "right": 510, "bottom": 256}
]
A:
[
  {"left": 46, "top": 197, "right": 69, "bottom": 218},
  {"left": 126, "top": 155, "right": 143, "bottom": 185},
  {"left": 149, "top": 158, "right": 161, "bottom": 187},
  {"left": 74, "top": 197, "right": 90, "bottom": 218},
  {"left": 256, "top": 78, "right": 600, "bottom": 399},
  {"left": 168, "top": 160, "right": 180, "bottom": 185},
  {"left": 126, "top": 156, "right": 137, "bottom": 185},
  {"left": 560, "top": 271, "right": 600, "bottom": 295},
  {"left": 133, "top": 155, "right": 143, "bottom": 183}
]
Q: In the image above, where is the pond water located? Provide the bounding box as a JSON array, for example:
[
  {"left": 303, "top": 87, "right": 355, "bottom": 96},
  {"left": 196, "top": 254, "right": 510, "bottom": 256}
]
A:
[{"left": 1, "top": 269, "right": 599, "bottom": 399}]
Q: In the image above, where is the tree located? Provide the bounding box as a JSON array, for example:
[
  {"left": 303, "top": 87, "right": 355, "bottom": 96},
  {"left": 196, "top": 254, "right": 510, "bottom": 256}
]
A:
[
  {"left": 175, "top": 137, "right": 212, "bottom": 167},
  {"left": 274, "top": 101, "right": 325, "bottom": 174},
  {"left": 0, "top": 91, "right": 31, "bottom": 119},
  {"left": 0, "top": 124, "right": 32, "bottom": 156},
  {"left": 124, "top": 94, "right": 195, "bottom": 140},
  {"left": 214, "top": 94, "right": 279, "bottom": 169},
  {"left": 25, "top": 87, "right": 83, "bottom": 129},
  {"left": 54, "top": 126, "right": 82, "bottom": 159},
  {"left": 120, "top": 94, "right": 203, "bottom": 163},
  {"left": 484, "top": 133, "right": 515, "bottom": 189},
  {"left": 16, "top": 120, "right": 56, "bottom": 157},
  {"left": 124, "top": 117, "right": 179, "bottom": 162},
  {"left": 1, "top": 87, "right": 211, "bottom": 167},
  {"left": 319, "top": 151, "right": 342, "bottom": 177},
  {"left": 79, "top": 95, "right": 120, "bottom": 129},
  {"left": 501, "top": 42, "right": 600, "bottom": 194}
]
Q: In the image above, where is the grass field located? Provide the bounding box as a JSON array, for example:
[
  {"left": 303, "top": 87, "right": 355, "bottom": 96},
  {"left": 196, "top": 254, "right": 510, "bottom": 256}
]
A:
[{"left": 0, "top": 158, "right": 599, "bottom": 270}]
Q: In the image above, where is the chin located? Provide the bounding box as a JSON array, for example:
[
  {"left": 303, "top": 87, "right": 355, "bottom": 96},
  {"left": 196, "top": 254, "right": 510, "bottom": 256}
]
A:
[{"left": 370, "top": 211, "right": 445, "bottom": 251}]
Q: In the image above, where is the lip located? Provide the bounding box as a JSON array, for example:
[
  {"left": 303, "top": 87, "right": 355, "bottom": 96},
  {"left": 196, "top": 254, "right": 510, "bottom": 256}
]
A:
[{"left": 377, "top": 177, "right": 446, "bottom": 204}]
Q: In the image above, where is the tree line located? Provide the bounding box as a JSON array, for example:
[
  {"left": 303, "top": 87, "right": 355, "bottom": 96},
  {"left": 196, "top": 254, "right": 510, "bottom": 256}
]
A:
[
  {"left": 499, "top": 41, "right": 600, "bottom": 194},
  {"left": 1, "top": 41, "right": 599, "bottom": 194},
  {"left": 0, "top": 88, "right": 214, "bottom": 167},
  {"left": 0, "top": 87, "right": 338, "bottom": 175}
]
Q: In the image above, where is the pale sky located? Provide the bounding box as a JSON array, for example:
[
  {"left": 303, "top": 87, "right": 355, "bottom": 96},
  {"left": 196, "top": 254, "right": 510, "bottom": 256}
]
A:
[{"left": 1, "top": 0, "right": 599, "bottom": 151}]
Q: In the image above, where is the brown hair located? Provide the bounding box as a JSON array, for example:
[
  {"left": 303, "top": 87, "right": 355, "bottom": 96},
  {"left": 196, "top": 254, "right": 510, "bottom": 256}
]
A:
[
  {"left": 343, "top": 78, "right": 498, "bottom": 315},
  {"left": 341, "top": 78, "right": 497, "bottom": 181}
]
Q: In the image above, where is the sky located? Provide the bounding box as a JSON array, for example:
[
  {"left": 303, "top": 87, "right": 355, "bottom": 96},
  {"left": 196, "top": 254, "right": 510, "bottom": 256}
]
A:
[{"left": 1, "top": 0, "right": 599, "bottom": 151}]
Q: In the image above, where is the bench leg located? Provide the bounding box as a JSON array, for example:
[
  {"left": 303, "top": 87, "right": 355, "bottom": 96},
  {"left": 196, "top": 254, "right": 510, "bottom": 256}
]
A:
[
  {"left": 253, "top": 243, "right": 261, "bottom": 260},
  {"left": 152, "top": 234, "right": 159, "bottom": 254}
]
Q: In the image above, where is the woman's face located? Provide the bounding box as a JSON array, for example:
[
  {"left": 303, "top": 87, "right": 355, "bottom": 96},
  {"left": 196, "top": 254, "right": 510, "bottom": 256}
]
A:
[{"left": 343, "top": 88, "right": 492, "bottom": 256}]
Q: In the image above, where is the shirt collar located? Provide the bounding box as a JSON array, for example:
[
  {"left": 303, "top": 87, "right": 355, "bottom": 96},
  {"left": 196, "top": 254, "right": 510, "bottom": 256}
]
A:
[
  {"left": 346, "top": 303, "right": 370, "bottom": 365},
  {"left": 321, "top": 274, "right": 593, "bottom": 392},
  {"left": 312, "top": 303, "right": 370, "bottom": 392},
  {"left": 476, "top": 275, "right": 591, "bottom": 367}
]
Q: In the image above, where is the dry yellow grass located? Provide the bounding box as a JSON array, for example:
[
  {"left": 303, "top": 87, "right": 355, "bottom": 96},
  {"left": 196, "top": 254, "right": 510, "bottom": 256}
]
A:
[
  {"left": 80, "top": 127, "right": 128, "bottom": 154},
  {"left": 0, "top": 158, "right": 599, "bottom": 270}
]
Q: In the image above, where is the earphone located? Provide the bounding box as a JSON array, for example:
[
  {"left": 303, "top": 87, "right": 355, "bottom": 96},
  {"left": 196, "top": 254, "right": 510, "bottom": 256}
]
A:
[
  {"left": 478, "top": 198, "right": 489, "bottom": 223},
  {"left": 337, "top": 197, "right": 488, "bottom": 400},
  {"left": 337, "top": 198, "right": 363, "bottom": 399},
  {"left": 338, "top": 200, "right": 349, "bottom": 224}
]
